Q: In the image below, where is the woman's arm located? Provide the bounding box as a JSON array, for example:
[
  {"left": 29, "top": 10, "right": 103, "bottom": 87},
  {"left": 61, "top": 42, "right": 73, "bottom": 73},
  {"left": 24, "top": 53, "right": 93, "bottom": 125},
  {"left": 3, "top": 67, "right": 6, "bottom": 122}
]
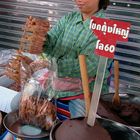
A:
[{"left": 43, "top": 15, "right": 67, "bottom": 54}]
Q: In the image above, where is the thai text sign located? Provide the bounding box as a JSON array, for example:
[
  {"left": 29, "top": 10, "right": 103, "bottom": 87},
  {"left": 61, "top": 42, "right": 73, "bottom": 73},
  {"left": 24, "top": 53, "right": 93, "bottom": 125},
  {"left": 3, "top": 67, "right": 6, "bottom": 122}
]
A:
[{"left": 90, "top": 17, "right": 131, "bottom": 58}]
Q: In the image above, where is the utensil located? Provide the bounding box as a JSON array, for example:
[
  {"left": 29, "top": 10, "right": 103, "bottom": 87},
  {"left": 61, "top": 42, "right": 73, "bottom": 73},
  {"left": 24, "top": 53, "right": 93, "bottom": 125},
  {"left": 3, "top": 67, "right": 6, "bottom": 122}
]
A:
[
  {"left": 79, "top": 55, "right": 91, "bottom": 117},
  {"left": 3, "top": 111, "right": 49, "bottom": 139},
  {"left": 112, "top": 60, "right": 120, "bottom": 106},
  {"left": 87, "top": 56, "right": 108, "bottom": 126}
]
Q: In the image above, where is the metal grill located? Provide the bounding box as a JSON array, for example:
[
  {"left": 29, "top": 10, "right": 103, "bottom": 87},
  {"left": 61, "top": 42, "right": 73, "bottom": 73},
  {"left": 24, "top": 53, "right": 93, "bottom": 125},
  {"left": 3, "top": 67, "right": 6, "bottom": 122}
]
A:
[{"left": 0, "top": 0, "right": 140, "bottom": 95}]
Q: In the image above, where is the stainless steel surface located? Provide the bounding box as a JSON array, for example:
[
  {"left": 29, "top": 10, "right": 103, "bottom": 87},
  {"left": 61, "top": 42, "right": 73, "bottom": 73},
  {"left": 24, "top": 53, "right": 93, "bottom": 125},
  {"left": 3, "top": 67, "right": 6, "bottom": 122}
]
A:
[
  {"left": 3, "top": 111, "right": 49, "bottom": 139},
  {"left": 50, "top": 117, "right": 140, "bottom": 140}
]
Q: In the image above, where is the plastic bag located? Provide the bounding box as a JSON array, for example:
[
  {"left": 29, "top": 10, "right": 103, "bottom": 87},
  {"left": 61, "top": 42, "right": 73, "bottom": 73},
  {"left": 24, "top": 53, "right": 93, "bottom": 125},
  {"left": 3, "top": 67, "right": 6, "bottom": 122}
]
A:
[
  {"left": 19, "top": 58, "right": 57, "bottom": 130},
  {"left": 19, "top": 78, "right": 56, "bottom": 130},
  {"left": 0, "top": 49, "right": 16, "bottom": 67},
  {"left": 0, "top": 49, "right": 16, "bottom": 76},
  {"left": 20, "top": 60, "right": 32, "bottom": 90},
  {"left": 5, "top": 51, "right": 33, "bottom": 91}
]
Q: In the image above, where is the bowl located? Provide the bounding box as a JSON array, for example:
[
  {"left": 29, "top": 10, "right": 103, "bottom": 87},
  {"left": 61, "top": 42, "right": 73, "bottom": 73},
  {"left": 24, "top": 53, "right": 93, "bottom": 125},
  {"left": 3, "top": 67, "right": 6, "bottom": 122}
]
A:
[
  {"left": 99, "top": 93, "right": 140, "bottom": 131},
  {"left": 50, "top": 117, "right": 140, "bottom": 140},
  {"left": 3, "top": 111, "right": 49, "bottom": 140}
]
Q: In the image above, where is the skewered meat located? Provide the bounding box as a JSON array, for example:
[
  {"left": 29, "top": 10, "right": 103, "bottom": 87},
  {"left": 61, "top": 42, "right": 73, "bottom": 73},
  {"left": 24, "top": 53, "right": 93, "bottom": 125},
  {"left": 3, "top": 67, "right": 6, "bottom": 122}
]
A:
[
  {"left": 5, "top": 51, "right": 33, "bottom": 91},
  {"left": 19, "top": 80, "right": 56, "bottom": 130},
  {"left": 5, "top": 51, "right": 22, "bottom": 83},
  {"left": 20, "top": 16, "right": 50, "bottom": 54},
  {"left": 19, "top": 95, "right": 56, "bottom": 130},
  {"left": 30, "top": 60, "right": 49, "bottom": 73},
  {"left": 5, "top": 51, "right": 33, "bottom": 82}
]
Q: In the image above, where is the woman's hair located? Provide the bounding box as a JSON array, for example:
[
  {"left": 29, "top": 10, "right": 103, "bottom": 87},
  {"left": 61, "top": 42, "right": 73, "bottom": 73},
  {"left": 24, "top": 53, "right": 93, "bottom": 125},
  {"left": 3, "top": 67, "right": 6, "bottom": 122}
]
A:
[{"left": 99, "top": 0, "right": 110, "bottom": 10}]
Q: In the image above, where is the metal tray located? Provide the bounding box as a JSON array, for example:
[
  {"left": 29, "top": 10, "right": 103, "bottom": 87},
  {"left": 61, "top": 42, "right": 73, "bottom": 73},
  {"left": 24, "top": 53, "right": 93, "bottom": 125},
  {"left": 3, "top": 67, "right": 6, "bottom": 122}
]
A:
[
  {"left": 100, "top": 93, "right": 140, "bottom": 130},
  {"left": 3, "top": 111, "right": 49, "bottom": 139},
  {"left": 50, "top": 117, "right": 140, "bottom": 140}
]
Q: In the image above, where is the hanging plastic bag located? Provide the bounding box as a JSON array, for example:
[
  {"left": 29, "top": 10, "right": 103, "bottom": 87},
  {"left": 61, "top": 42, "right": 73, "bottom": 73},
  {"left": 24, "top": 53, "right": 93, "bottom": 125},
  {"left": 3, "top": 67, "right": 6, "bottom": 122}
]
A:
[
  {"left": 19, "top": 78, "right": 56, "bottom": 130},
  {"left": 19, "top": 58, "right": 57, "bottom": 130}
]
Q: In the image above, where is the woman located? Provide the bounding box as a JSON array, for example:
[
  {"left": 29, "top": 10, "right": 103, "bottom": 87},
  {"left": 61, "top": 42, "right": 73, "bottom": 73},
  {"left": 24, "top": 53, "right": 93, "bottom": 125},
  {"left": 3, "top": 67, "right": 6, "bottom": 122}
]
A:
[{"left": 44, "top": 0, "right": 111, "bottom": 118}]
